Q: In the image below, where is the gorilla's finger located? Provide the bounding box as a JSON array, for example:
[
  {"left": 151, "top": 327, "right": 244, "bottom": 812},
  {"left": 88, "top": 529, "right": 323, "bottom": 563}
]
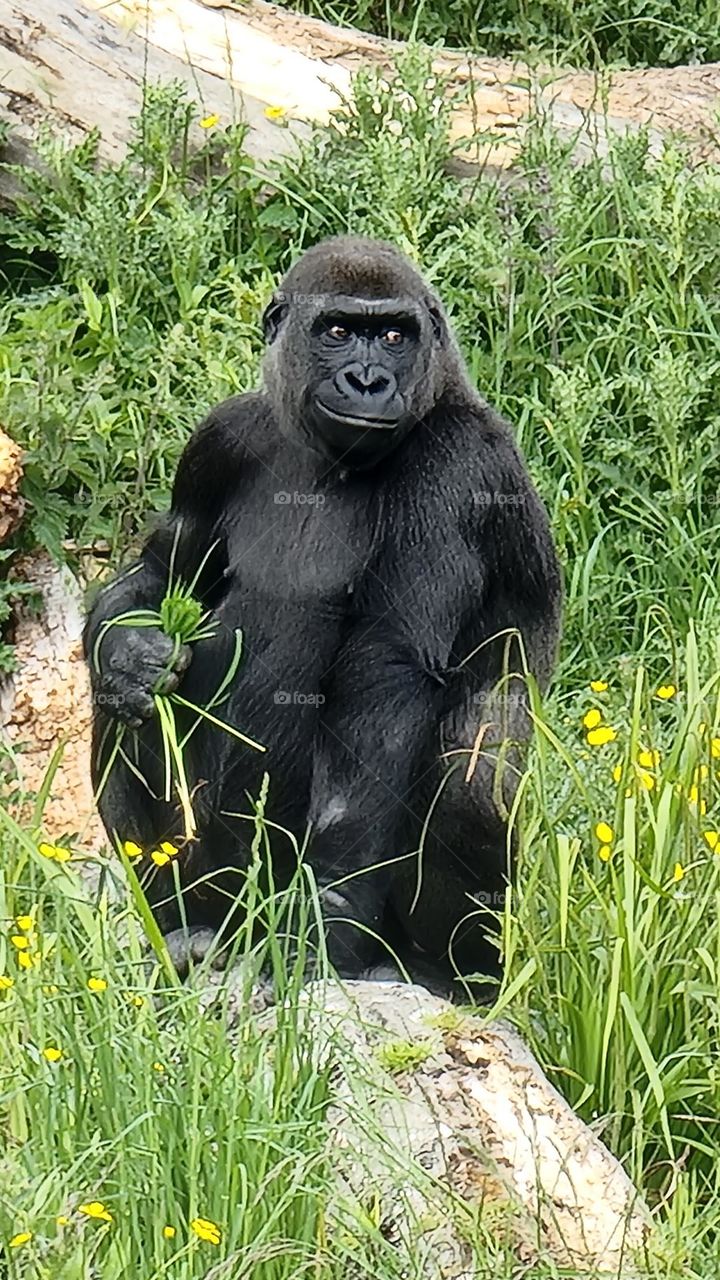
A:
[
  {"left": 153, "top": 667, "right": 181, "bottom": 696},
  {"left": 173, "top": 643, "right": 193, "bottom": 674}
]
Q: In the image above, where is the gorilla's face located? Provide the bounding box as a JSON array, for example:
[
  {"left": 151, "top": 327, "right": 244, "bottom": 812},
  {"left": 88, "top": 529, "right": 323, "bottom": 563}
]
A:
[
  {"left": 262, "top": 237, "right": 463, "bottom": 470},
  {"left": 302, "top": 296, "right": 424, "bottom": 466}
]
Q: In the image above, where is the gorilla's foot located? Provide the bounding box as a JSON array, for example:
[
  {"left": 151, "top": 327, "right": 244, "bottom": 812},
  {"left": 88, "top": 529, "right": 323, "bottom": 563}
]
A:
[
  {"left": 318, "top": 887, "right": 382, "bottom": 977},
  {"left": 163, "top": 925, "right": 228, "bottom": 979}
]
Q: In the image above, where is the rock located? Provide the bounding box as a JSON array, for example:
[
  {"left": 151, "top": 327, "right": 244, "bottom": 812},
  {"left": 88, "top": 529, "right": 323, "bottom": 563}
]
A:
[{"left": 205, "top": 973, "right": 651, "bottom": 1274}]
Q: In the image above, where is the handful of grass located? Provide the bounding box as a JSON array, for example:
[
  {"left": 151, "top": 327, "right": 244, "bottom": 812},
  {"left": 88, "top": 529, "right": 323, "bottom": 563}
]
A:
[{"left": 93, "top": 565, "right": 264, "bottom": 841}]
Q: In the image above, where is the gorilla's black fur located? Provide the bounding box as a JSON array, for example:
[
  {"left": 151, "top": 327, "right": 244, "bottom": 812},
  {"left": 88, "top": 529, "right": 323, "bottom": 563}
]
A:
[{"left": 85, "top": 235, "right": 562, "bottom": 993}]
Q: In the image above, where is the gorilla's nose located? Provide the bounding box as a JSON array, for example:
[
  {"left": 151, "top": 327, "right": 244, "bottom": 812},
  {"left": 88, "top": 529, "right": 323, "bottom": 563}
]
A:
[{"left": 335, "top": 363, "right": 397, "bottom": 412}]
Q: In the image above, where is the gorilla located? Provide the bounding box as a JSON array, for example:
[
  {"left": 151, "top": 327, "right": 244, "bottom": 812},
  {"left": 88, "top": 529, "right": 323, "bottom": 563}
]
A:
[{"left": 85, "top": 235, "right": 561, "bottom": 995}]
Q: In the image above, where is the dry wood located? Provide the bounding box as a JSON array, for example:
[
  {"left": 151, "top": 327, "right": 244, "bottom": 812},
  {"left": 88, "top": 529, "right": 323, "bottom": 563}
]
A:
[{"left": 1, "top": 0, "right": 719, "bottom": 198}]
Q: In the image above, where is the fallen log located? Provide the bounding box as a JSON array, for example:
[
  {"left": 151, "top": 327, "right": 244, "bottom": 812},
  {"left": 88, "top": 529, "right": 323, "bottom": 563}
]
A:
[
  {"left": 209, "top": 975, "right": 652, "bottom": 1275},
  {"left": 2, "top": 0, "right": 720, "bottom": 201}
]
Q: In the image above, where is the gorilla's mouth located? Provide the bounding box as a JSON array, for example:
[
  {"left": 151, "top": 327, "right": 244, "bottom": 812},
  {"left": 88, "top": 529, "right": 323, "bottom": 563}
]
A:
[{"left": 315, "top": 401, "right": 400, "bottom": 431}]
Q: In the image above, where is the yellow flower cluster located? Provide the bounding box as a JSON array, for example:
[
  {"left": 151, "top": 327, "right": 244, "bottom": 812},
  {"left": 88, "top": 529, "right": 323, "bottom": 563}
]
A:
[
  {"left": 6, "top": 908, "right": 41, "bottom": 973},
  {"left": 686, "top": 763, "right": 709, "bottom": 815},
  {"left": 595, "top": 820, "right": 614, "bottom": 862},
  {"left": 191, "top": 1216, "right": 222, "bottom": 1245},
  {"left": 38, "top": 841, "right": 72, "bottom": 862},
  {"left": 582, "top": 706, "right": 617, "bottom": 747},
  {"left": 122, "top": 839, "right": 179, "bottom": 868}
]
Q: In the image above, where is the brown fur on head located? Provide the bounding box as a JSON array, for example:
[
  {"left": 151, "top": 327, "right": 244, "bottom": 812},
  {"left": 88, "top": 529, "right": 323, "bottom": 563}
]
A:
[{"left": 261, "top": 236, "right": 468, "bottom": 463}]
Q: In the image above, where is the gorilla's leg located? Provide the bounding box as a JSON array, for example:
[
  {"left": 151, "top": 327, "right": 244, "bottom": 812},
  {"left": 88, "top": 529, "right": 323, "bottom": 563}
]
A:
[{"left": 307, "top": 639, "right": 441, "bottom": 977}]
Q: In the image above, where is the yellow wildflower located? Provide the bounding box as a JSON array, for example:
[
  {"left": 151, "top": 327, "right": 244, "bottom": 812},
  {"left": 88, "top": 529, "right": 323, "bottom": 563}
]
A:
[
  {"left": 587, "top": 725, "right": 617, "bottom": 747},
  {"left": 191, "top": 1216, "right": 222, "bottom": 1245},
  {"left": 10, "top": 935, "right": 29, "bottom": 950},
  {"left": 79, "top": 1201, "right": 112, "bottom": 1223},
  {"left": 703, "top": 831, "right": 719, "bottom": 852},
  {"left": 637, "top": 769, "right": 655, "bottom": 791},
  {"left": 0, "top": 975, "right": 14, "bottom": 990},
  {"left": 598, "top": 845, "right": 612, "bottom": 863},
  {"left": 42, "top": 1046, "right": 63, "bottom": 1063},
  {"left": 56, "top": 1216, "right": 70, "bottom": 1227},
  {"left": 583, "top": 708, "right": 602, "bottom": 730},
  {"left": 264, "top": 105, "right": 286, "bottom": 121},
  {"left": 163, "top": 1225, "right": 177, "bottom": 1239},
  {"left": 122, "top": 840, "right": 143, "bottom": 860},
  {"left": 694, "top": 764, "right": 709, "bottom": 781},
  {"left": 595, "top": 821, "right": 614, "bottom": 844},
  {"left": 612, "top": 763, "right": 623, "bottom": 783},
  {"left": 656, "top": 684, "right": 676, "bottom": 700},
  {"left": 128, "top": 993, "right": 145, "bottom": 1008},
  {"left": 673, "top": 862, "right": 685, "bottom": 882},
  {"left": 9, "top": 1232, "right": 32, "bottom": 1248},
  {"left": 18, "top": 951, "right": 40, "bottom": 970},
  {"left": 151, "top": 849, "right": 171, "bottom": 867},
  {"left": 637, "top": 749, "right": 660, "bottom": 769},
  {"left": 152, "top": 1061, "right": 165, "bottom": 1073},
  {"left": 711, "top": 737, "right": 720, "bottom": 759},
  {"left": 87, "top": 977, "right": 108, "bottom": 993},
  {"left": 199, "top": 113, "right": 220, "bottom": 129},
  {"left": 688, "top": 785, "right": 707, "bottom": 814},
  {"left": 159, "top": 841, "right": 179, "bottom": 857},
  {"left": 38, "top": 842, "right": 72, "bottom": 862},
  {"left": 589, "top": 680, "right": 608, "bottom": 693},
  {"left": 16, "top": 915, "right": 34, "bottom": 932}
]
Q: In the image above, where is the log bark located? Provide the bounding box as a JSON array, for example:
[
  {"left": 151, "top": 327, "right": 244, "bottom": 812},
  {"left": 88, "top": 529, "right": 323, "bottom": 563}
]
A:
[
  {"left": 2, "top": 0, "right": 720, "bottom": 199},
  {"left": 0, "top": 551, "right": 104, "bottom": 849},
  {"left": 208, "top": 975, "right": 652, "bottom": 1275}
]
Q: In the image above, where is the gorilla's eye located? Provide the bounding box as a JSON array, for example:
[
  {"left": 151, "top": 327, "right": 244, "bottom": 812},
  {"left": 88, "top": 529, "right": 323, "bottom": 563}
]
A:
[
  {"left": 382, "top": 328, "right": 404, "bottom": 345},
  {"left": 328, "top": 324, "right": 350, "bottom": 341}
]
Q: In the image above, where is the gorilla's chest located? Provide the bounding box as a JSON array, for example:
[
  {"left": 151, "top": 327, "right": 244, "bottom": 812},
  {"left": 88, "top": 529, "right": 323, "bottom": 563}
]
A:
[{"left": 221, "top": 464, "right": 375, "bottom": 610}]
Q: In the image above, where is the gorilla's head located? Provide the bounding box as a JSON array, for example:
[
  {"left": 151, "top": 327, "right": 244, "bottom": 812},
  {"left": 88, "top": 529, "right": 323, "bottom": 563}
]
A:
[{"left": 262, "top": 236, "right": 466, "bottom": 469}]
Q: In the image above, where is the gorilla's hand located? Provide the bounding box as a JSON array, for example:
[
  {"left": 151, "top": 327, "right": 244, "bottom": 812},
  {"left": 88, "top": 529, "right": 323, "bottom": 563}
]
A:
[{"left": 92, "top": 626, "right": 192, "bottom": 728}]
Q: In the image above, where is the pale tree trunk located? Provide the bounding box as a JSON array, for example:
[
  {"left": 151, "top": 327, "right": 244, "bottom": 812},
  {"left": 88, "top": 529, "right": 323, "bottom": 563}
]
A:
[{"left": 1, "top": 0, "right": 719, "bottom": 199}]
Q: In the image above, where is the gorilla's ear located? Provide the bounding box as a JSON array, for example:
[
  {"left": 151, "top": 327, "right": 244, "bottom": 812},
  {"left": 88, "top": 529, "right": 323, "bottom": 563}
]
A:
[
  {"left": 426, "top": 300, "right": 447, "bottom": 344},
  {"left": 262, "top": 294, "right": 289, "bottom": 343}
]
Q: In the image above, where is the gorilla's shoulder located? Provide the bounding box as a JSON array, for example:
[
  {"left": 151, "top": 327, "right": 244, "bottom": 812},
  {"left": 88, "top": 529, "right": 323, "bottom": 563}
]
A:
[
  {"left": 194, "top": 392, "right": 276, "bottom": 447},
  {"left": 172, "top": 393, "right": 276, "bottom": 511}
]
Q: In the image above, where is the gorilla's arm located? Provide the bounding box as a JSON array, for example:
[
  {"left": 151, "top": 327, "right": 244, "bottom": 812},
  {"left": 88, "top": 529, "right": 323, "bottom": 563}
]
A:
[
  {"left": 83, "top": 404, "right": 244, "bottom": 725},
  {"left": 440, "top": 417, "right": 562, "bottom": 818}
]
